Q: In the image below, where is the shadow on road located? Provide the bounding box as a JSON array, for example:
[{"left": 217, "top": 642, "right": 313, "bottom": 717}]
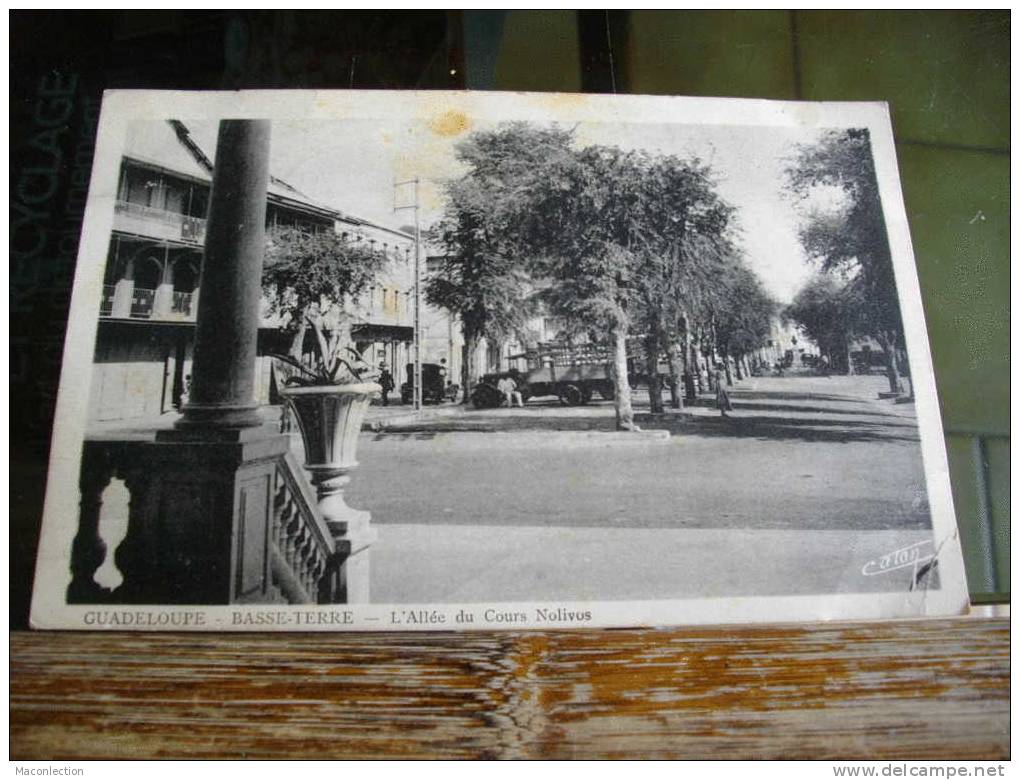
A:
[
  {"left": 380, "top": 413, "right": 620, "bottom": 434},
  {"left": 673, "top": 414, "right": 920, "bottom": 445},
  {"left": 372, "top": 379, "right": 923, "bottom": 445},
  {"left": 725, "top": 389, "right": 873, "bottom": 404},
  {"left": 375, "top": 409, "right": 920, "bottom": 444},
  {"left": 723, "top": 400, "right": 907, "bottom": 418}
]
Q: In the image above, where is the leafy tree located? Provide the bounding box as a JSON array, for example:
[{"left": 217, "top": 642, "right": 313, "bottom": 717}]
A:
[
  {"left": 712, "top": 258, "right": 778, "bottom": 385},
  {"left": 787, "top": 128, "right": 906, "bottom": 392},
  {"left": 262, "top": 226, "right": 387, "bottom": 360},
  {"left": 627, "top": 154, "right": 735, "bottom": 412},
  {"left": 786, "top": 272, "right": 866, "bottom": 374},
  {"left": 520, "top": 144, "right": 649, "bottom": 430},
  {"left": 431, "top": 135, "right": 645, "bottom": 428},
  {"left": 428, "top": 123, "right": 745, "bottom": 429},
  {"left": 425, "top": 124, "right": 570, "bottom": 400}
]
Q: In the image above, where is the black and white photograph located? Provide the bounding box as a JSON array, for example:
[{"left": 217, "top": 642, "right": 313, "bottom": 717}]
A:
[{"left": 30, "top": 90, "right": 967, "bottom": 630}]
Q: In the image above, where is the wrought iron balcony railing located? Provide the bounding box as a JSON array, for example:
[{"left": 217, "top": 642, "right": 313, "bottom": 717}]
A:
[
  {"left": 171, "top": 291, "right": 193, "bottom": 316},
  {"left": 130, "top": 288, "right": 156, "bottom": 319},
  {"left": 114, "top": 200, "right": 207, "bottom": 244},
  {"left": 100, "top": 285, "right": 116, "bottom": 316}
]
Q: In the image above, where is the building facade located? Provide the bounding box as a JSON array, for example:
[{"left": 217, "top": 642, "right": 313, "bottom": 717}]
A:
[{"left": 90, "top": 120, "right": 449, "bottom": 422}]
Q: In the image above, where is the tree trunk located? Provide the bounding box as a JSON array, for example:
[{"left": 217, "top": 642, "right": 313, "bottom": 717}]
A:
[
  {"left": 676, "top": 317, "right": 689, "bottom": 407},
  {"left": 876, "top": 332, "right": 902, "bottom": 394},
  {"left": 493, "top": 338, "right": 504, "bottom": 373},
  {"left": 611, "top": 318, "right": 637, "bottom": 431},
  {"left": 667, "top": 341, "right": 684, "bottom": 410},
  {"left": 846, "top": 336, "right": 855, "bottom": 376},
  {"left": 461, "top": 331, "right": 478, "bottom": 405},
  {"left": 689, "top": 339, "right": 702, "bottom": 396},
  {"left": 682, "top": 350, "right": 696, "bottom": 403},
  {"left": 897, "top": 345, "right": 914, "bottom": 400},
  {"left": 723, "top": 350, "right": 734, "bottom": 387},
  {"left": 645, "top": 331, "right": 664, "bottom": 414},
  {"left": 734, "top": 354, "right": 744, "bottom": 381},
  {"left": 665, "top": 350, "right": 679, "bottom": 409}
]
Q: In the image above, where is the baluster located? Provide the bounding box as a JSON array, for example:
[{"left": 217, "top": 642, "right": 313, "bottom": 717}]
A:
[
  {"left": 298, "top": 529, "right": 314, "bottom": 596},
  {"left": 296, "top": 523, "right": 309, "bottom": 585},
  {"left": 308, "top": 543, "right": 321, "bottom": 597},
  {"left": 272, "top": 473, "right": 289, "bottom": 551},
  {"left": 274, "top": 502, "right": 287, "bottom": 557},
  {"left": 311, "top": 553, "right": 325, "bottom": 604},
  {"left": 284, "top": 512, "right": 301, "bottom": 577},
  {"left": 67, "top": 446, "right": 115, "bottom": 603},
  {"left": 270, "top": 459, "right": 341, "bottom": 604},
  {"left": 270, "top": 471, "right": 286, "bottom": 594},
  {"left": 110, "top": 468, "right": 155, "bottom": 603},
  {"left": 306, "top": 538, "right": 319, "bottom": 597}
]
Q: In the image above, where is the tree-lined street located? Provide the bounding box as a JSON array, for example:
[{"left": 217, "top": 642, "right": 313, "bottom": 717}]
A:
[
  {"left": 249, "top": 113, "right": 933, "bottom": 606},
  {"left": 347, "top": 373, "right": 933, "bottom": 602}
]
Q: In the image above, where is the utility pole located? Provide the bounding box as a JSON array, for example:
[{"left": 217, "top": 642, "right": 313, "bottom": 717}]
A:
[{"left": 394, "top": 177, "right": 422, "bottom": 412}]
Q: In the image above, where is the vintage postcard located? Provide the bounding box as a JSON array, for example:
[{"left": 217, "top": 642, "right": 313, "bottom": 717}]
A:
[{"left": 30, "top": 90, "right": 968, "bottom": 631}]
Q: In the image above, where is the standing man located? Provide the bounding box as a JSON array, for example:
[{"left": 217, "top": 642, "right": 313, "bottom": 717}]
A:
[
  {"left": 715, "top": 367, "right": 733, "bottom": 417},
  {"left": 379, "top": 364, "right": 395, "bottom": 406}
]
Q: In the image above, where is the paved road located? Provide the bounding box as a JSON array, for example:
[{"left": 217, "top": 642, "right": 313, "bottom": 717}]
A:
[
  {"left": 343, "top": 374, "right": 938, "bottom": 603},
  {"left": 351, "top": 374, "right": 930, "bottom": 532}
]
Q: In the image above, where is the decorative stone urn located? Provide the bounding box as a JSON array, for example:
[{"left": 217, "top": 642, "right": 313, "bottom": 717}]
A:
[{"left": 281, "top": 382, "right": 381, "bottom": 603}]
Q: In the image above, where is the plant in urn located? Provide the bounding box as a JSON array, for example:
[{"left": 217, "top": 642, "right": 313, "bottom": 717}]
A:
[{"left": 275, "top": 315, "right": 380, "bottom": 601}]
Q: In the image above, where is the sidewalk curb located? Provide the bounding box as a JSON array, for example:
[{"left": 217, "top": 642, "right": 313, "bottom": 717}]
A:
[
  {"left": 370, "top": 428, "right": 672, "bottom": 446},
  {"left": 635, "top": 411, "right": 698, "bottom": 423},
  {"left": 364, "top": 405, "right": 467, "bottom": 432}
]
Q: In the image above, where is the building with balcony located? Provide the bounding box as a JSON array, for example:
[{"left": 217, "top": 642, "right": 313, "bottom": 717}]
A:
[{"left": 90, "top": 120, "right": 450, "bottom": 422}]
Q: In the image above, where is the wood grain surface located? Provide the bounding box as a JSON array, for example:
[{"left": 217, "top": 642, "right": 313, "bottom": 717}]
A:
[{"left": 10, "top": 619, "right": 1009, "bottom": 760}]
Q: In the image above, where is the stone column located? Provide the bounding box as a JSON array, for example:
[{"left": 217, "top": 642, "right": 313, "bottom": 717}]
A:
[
  {"left": 152, "top": 246, "right": 174, "bottom": 319},
  {"left": 178, "top": 120, "right": 271, "bottom": 430},
  {"left": 136, "top": 120, "right": 294, "bottom": 605},
  {"left": 111, "top": 257, "right": 135, "bottom": 319}
]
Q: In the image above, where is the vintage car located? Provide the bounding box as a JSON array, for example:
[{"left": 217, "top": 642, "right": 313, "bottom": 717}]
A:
[{"left": 400, "top": 362, "right": 455, "bottom": 405}]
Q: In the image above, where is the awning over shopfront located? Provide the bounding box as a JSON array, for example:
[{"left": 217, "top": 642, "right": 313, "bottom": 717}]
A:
[{"left": 351, "top": 323, "right": 414, "bottom": 343}]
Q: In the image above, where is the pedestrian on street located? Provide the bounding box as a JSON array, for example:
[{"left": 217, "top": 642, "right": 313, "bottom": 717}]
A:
[
  {"left": 497, "top": 374, "right": 523, "bottom": 408},
  {"left": 715, "top": 368, "right": 733, "bottom": 417},
  {"left": 177, "top": 373, "right": 192, "bottom": 411},
  {"left": 379, "top": 365, "right": 395, "bottom": 406}
]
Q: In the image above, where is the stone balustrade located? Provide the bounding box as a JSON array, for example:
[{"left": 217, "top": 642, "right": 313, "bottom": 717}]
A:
[
  {"left": 271, "top": 452, "right": 341, "bottom": 603},
  {"left": 69, "top": 437, "right": 348, "bottom": 606}
]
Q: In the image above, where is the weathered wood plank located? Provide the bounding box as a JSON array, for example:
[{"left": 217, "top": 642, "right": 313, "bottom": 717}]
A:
[{"left": 10, "top": 619, "right": 1009, "bottom": 760}]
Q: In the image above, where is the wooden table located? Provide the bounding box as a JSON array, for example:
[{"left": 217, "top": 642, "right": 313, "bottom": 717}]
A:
[{"left": 10, "top": 619, "right": 1009, "bottom": 760}]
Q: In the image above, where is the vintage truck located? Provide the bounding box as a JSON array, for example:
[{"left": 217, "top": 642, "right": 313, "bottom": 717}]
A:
[{"left": 471, "top": 342, "right": 617, "bottom": 408}]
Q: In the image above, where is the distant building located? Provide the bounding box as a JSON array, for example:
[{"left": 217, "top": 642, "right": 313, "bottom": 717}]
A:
[
  {"left": 421, "top": 255, "right": 558, "bottom": 382},
  {"left": 90, "top": 120, "right": 443, "bottom": 422},
  {"left": 731, "top": 317, "right": 820, "bottom": 370}
]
